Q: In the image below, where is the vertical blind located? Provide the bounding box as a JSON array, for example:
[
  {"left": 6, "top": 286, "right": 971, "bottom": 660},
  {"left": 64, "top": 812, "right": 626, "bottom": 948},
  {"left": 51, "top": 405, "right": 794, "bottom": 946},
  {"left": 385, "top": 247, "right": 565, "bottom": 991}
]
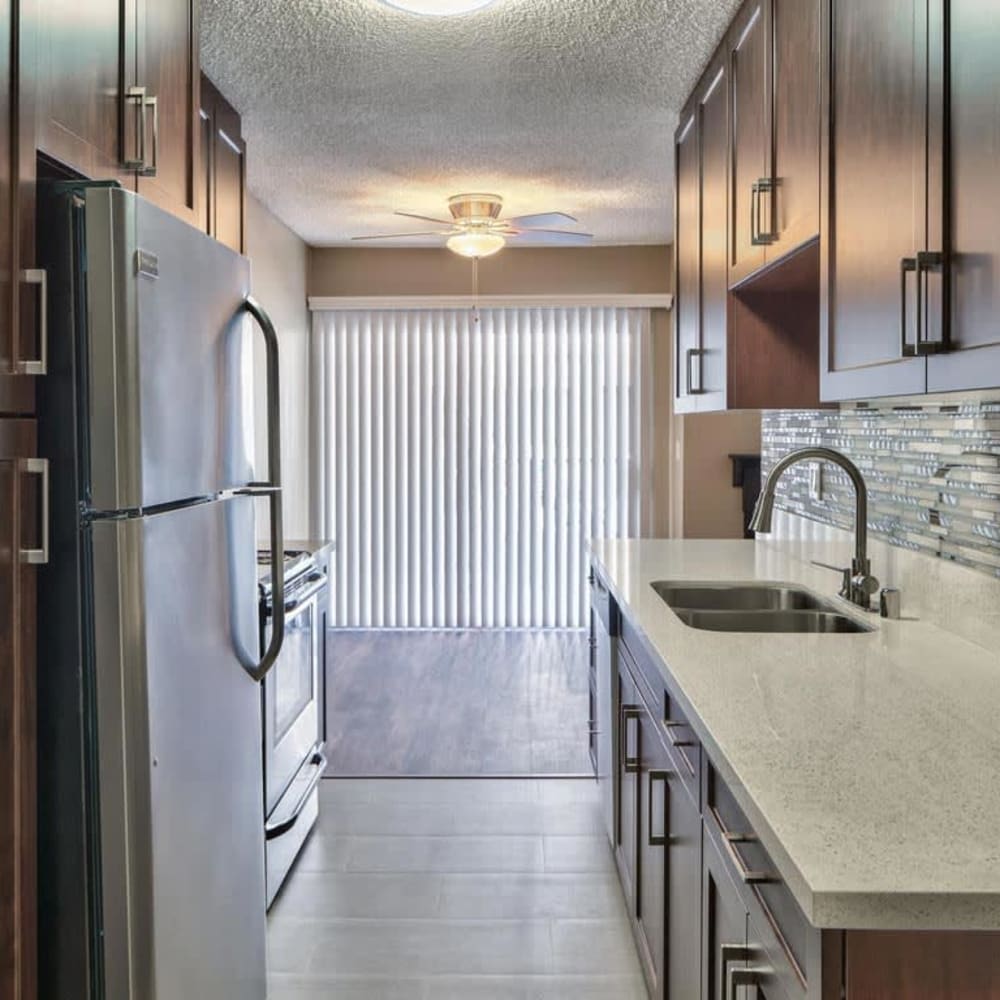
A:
[{"left": 311, "top": 306, "right": 654, "bottom": 628}]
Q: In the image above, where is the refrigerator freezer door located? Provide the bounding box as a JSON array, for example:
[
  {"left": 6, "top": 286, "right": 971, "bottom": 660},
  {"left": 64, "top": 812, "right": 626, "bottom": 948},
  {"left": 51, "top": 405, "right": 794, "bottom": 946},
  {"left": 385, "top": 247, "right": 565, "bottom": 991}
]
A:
[
  {"left": 90, "top": 496, "right": 265, "bottom": 1000},
  {"left": 83, "top": 185, "right": 255, "bottom": 513}
]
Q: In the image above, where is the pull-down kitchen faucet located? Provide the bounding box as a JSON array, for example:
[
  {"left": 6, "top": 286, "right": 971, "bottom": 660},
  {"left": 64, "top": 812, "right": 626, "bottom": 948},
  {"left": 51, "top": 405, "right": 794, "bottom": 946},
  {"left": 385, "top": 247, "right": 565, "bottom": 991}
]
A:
[{"left": 749, "top": 447, "right": 879, "bottom": 609}]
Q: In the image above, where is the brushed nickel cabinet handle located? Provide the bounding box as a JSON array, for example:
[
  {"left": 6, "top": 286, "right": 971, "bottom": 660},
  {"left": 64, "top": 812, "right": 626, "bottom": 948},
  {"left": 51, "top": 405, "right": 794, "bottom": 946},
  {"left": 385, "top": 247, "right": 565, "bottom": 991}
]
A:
[
  {"left": 647, "top": 769, "right": 671, "bottom": 847},
  {"left": 18, "top": 458, "right": 49, "bottom": 565},
  {"left": 900, "top": 256, "right": 917, "bottom": 357},
  {"left": 729, "top": 963, "right": 769, "bottom": 999},
  {"left": 752, "top": 177, "right": 777, "bottom": 246},
  {"left": 663, "top": 719, "right": 697, "bottom": 749},
  {"left": 16, "top": 269, "right": 47, "bottom": 375},
  {"left": 710, "top": 806, "right": 773, "bottom": 884},
  {"left": 124, "top": 86, "right": 148, "bottom": 170},
  {"left": 914, "top": 250, "right": 947, "bottom": 355},
  {"left": 720, "top": 944, "right": 751, "bottom": 1000},
  {"left": 685, "top": 347, "right": 706, "bottom": 395},
  {"left": 139, "top": 94, "right": 159, "bottom": 177},
  {"left": 621, "top": 704, "right": 641, "bottom": 774}
]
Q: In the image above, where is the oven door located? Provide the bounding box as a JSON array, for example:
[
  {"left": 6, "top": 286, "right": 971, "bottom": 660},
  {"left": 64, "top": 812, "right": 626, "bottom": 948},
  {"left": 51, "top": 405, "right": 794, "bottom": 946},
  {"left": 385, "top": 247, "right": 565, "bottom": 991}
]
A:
[{"left": 263, "top": 571, "right": 326, "bottom": 817}]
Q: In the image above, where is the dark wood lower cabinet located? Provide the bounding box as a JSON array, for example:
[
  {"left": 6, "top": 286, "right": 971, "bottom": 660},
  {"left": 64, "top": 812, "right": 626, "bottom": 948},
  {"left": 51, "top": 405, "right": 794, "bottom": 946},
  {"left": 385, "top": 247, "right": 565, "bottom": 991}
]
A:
[
  {"left": 702, "top": 831, "right": 747, "bottom": 1000},
  {"left": 842, "top": 931, "right": 1000, "bottom": 999},
  {"left": 616, "top": 662, "right": 640, "bottom": 907},
  {"left": 664, "top": 758, "right": 701, "bottom": 999},
  {"left": 597, "top": 571, "right": 1000, "bottom": 1000},
  {"left": 0, "top": 419, "right": 38, "bottom": 1000},
  {"left": 636, "top": 711, "right": 669, "bottom": 993}
]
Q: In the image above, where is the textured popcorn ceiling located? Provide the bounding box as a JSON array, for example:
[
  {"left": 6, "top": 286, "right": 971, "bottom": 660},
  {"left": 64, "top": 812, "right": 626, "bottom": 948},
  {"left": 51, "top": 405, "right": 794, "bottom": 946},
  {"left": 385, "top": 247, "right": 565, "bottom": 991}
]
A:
[{"left": 201, "top": 0, "right": 740, "bottom": 246}]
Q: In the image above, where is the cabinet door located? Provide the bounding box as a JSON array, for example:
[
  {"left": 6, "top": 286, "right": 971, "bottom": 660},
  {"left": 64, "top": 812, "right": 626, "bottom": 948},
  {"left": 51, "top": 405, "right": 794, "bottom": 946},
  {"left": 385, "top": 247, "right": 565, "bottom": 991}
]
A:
[
  {"left": 821, "top": 0, "right": 927, "bottom": 400},
  {"left": 665, "top": 755, "right": 702, "bottom": 1000},
  {"left": 33, "top": 0, "right": 137, "bottom": 183},
  {"left": 698, "top": 61, "right": 730, "bottom": 412},
  {"left": 0, "top": 0, "right": 29, "bottom": 418},
  {"left": 769, "top": 0, "right": 820, "bottom": 260},
  {"left": 728, "top": 0, "right": 770, "bottom": 286},
  {"left": 636, "top": 708, "right": 669, "bottom": 995},
  {"left": 616, "top": 664, "right": 639, "bottom": 908},
  {"left": 136, "top": 0, "right": 199, "bottom": 225},
  {"left": 928, "top": 0, "right": 1000, "bottom": 392},
  {"left": 673, "top": 106, "right": 701, "bottom": 414},
  {"left": 213, "top": 93, "right": 246, "bottom": 254},
  {"left": 702, "top": 831, "right": 748, "bottom": 1000},
  {"left": 0, "top": 419, "right": 39, "bottom": 1000}
]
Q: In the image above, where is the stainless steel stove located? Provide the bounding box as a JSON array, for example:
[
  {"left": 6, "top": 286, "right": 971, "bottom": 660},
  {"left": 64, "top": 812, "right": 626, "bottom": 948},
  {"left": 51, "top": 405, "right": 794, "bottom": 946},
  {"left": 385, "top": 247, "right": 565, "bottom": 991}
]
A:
[{"left": 257, "top": 548, "right": 327, "bottom": 907}]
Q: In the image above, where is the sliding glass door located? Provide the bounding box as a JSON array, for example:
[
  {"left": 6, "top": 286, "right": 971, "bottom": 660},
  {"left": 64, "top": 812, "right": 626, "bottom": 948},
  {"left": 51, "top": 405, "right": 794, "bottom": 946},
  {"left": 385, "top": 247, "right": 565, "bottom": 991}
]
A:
[{"left": 312, "top": 306, "right": 654, "bottom": 628}]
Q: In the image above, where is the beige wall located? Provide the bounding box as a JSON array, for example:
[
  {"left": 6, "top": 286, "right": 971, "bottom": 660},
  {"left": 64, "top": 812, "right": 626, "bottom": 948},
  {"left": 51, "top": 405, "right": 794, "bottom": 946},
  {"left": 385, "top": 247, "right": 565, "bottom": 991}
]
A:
[
  {"left": 248, "top": 196, "right": 311, "bottom": 539},
  {"left": 308, "top": 245, "right": 673, "bottom": 298},
  {"left": 262, "top": 236, "right": 758, "bottom": 543},
  {"left": 670, "top": 410, "right": 762, "bottom": 539}
]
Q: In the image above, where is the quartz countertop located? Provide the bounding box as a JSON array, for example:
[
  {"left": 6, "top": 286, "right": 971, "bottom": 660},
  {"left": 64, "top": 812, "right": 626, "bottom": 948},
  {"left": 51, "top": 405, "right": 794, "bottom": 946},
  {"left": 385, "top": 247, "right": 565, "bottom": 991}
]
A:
[{"left": 589, "top": 538, "right": 1000, "bottom": 930}]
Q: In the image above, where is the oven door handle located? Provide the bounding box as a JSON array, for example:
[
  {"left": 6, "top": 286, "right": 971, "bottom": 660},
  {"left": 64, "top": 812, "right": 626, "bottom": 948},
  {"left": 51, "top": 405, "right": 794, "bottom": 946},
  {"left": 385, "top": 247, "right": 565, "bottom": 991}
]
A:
[
  {"left": 265, "top": 750, "right": 327, "bottom": 840},
  {"left": 283, "top": 574, "right": 328, "bottom": 614}
]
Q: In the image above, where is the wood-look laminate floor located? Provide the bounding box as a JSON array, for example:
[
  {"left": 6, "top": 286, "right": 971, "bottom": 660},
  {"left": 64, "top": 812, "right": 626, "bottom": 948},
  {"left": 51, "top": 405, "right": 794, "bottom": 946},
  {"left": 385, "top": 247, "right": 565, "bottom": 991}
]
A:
[
  {"left": 325, "top": 630, "right": 591, "bottom": 776},
  {"left": 267, "top": 778, "right": 645, "bottom": 998}
]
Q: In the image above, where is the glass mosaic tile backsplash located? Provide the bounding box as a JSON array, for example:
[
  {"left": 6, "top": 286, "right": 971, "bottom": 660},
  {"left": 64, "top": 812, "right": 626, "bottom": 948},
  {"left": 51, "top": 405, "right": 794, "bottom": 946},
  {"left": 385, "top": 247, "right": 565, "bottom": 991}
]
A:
[{"left": 762, "top": 396, "right": 1000, "bottom": 579}]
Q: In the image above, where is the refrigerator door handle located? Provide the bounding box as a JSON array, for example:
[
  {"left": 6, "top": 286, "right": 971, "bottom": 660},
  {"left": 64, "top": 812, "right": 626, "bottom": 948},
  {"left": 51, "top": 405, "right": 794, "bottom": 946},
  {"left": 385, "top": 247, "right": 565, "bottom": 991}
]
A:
[{"left": 241, "top": 296, "right": 285, "bottom": 682}]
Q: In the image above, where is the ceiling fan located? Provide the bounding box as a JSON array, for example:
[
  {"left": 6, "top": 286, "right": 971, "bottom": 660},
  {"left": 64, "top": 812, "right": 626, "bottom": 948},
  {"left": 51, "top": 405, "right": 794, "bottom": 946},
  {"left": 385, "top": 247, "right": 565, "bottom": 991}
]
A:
[{"left": 352, "top": 193, "right": 594, "bottom": 258}]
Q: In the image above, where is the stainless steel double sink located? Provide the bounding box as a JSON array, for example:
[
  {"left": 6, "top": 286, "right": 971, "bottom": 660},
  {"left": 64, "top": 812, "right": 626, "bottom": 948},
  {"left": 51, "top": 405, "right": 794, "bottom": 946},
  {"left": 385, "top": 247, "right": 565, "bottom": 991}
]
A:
[{"left": 651, "top": 581, "right": 874, "bottom": 634}]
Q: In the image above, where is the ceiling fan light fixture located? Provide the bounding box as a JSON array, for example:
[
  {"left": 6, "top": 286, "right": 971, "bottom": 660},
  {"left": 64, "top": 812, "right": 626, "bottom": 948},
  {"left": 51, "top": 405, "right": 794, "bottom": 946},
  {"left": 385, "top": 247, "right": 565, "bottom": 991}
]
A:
[
  {"left": 380, "top": 0, "right": 497, "bottom": 15},
  {"left": 447, "top": 232, "right": 506, "bottom": 258}
]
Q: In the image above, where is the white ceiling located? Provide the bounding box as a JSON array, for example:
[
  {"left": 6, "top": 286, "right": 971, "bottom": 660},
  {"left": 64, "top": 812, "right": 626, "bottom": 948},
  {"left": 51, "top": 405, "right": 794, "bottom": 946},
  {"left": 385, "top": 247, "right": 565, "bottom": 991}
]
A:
[{"left": 200, "top": 0, "right": 740, "bottom": 247}]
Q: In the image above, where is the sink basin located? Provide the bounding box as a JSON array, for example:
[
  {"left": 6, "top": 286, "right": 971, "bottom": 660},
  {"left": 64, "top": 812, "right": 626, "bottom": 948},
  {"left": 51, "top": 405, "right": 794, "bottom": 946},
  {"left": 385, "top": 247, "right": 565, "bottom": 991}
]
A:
[
  {"left": 671, "top": 608, "right": 873, "bottom": 634},
  {"left": 652, "top": 581, "right": 835, "bottom": 612},
  {"left": 651, "top": 581, "right": 874, "bottom": 634}
]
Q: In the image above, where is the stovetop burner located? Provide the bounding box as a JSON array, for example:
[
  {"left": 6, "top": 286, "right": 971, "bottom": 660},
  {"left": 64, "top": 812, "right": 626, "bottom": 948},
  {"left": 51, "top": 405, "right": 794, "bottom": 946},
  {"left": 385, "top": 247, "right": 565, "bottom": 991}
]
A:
[
  {"left": 256, "top": 548, "right": 307, "bottom": 566},
  {"left": 256, "top": 547, "right": 319, "bottom": 598}
]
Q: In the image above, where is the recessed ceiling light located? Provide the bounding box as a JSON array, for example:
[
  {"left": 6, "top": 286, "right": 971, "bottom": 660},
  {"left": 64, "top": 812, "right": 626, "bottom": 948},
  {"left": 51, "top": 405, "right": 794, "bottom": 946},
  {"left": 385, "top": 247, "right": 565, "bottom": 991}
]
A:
[{"left": 381, "top": 0, "right": 497, "bottom": 15}]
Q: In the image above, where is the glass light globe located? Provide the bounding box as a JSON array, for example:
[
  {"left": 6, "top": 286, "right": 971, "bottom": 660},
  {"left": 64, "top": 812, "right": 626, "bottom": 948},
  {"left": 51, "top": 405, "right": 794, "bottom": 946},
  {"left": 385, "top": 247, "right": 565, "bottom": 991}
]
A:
[
  {"left": 447, "top": 232, "right": 506, "bottom": 258},
  {"left": 381, "top": 0, "right": 496, "bottom": 14}
]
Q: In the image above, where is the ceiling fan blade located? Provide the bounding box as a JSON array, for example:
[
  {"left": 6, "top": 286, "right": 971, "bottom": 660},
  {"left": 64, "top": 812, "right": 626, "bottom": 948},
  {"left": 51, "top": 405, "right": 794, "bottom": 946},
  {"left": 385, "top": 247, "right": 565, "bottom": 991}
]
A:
[
  {"left": 351, "top": 231, "right": 449, "bottom": 241},
  {"left": 507, "top": 229, "right": 595, "bottom": 245},
  {"left": 505, "top": 212, "right": 579, "bottom": 229},
  {"left": 394, "top": 211, "right": 456, "bottom": 226}
]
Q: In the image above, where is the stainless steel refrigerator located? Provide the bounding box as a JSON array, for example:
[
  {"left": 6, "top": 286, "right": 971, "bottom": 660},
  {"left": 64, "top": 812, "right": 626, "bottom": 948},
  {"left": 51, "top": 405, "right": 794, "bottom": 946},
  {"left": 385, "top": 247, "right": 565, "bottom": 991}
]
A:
[{"left": 37, "top": 182, "right": 286, "bottom": 1000}]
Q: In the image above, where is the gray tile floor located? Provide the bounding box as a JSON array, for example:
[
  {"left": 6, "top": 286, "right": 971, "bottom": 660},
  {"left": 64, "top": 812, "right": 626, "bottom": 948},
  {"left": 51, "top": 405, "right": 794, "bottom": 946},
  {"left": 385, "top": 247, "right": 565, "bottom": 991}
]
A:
[
  {"left": 325, "top": 630, "right": 591, "bottom": 776},
  {"left": 267, "top": 778, "right": 646, "bottom": 998}
]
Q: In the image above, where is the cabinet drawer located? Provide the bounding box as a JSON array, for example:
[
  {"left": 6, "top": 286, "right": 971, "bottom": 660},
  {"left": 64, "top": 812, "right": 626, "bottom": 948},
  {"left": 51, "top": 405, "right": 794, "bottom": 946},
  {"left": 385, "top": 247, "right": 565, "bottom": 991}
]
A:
[
  {"left": 705, "top": 762, "right": 812, "bottom": 997},
  {"left": 620, "top": 617, "right": 701, "bottom": 805}
]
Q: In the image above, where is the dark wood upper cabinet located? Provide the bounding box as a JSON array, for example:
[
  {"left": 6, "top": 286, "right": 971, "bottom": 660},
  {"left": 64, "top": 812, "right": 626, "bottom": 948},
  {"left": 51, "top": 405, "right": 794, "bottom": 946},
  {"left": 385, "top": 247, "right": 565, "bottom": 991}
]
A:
[
  {"left": 927, "top": 1, "right": 1000, "bottom": 392},
  {"left": 674, "top": 0, "right": 822, "bottom": 414},
  {"left": 729, "top": 0, "right": 820, "bottom": 288},
  {"left": 728, "top": 1, "right": 770, "bottom": 286},
  {"left": 0, "top": 418, "right": 39, "bottom": 1000},
  {"left": 699, "top": 62, "right": 731, "bottom": 412},
  {"left": 673, "top": 106, "right": 700, "bottom": 412},
  {"left": 770, "top": 0, "right": 821, "bottom": 259},
  {"left": 199, "top": 74, "right": 247, "bottom": 255},
  {"left": 135, "top": 0, "right": 199, "bottom": 225},
  {"left": 31, "top": 0, "right": 199, "bottom": 223},
  {"left": 821, "top": 0, "right": 1000, "bottom": 400},
  {"left": 31, "top": 0, "right": 136, "bottom": 184},
  {"left": 820, "top": 0, "right": 928, "bottom": 400},
  {"left": 673, "top": 58, "right": 729, "bottom": 413}
]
